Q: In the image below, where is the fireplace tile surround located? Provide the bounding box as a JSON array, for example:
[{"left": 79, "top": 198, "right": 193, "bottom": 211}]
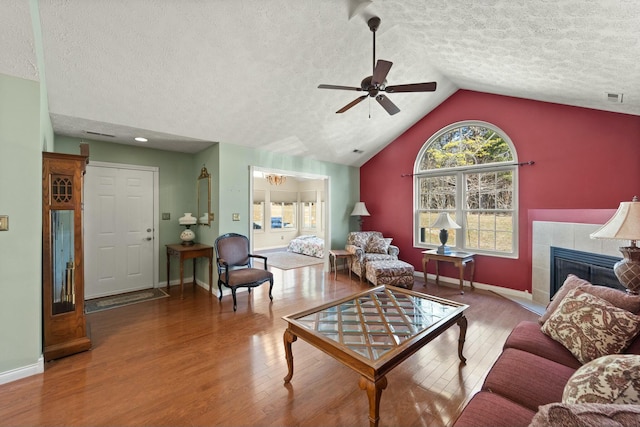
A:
[{"left": 531, "top": 221, "right": 623, "bottom": 305}]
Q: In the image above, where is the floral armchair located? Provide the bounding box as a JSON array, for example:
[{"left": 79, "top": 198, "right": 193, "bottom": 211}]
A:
[{"left": 345, "top": 231, "right": 399, "bottom": 280}]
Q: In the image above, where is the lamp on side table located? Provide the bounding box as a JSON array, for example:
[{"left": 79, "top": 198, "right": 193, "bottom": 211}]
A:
[{"left": 590, "top": 196, "right": 640, "bottom": 294}]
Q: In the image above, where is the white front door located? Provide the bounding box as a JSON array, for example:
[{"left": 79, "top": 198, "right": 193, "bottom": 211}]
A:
[{"left": 84, "top": 163, "right": 157, "bottom": 299}]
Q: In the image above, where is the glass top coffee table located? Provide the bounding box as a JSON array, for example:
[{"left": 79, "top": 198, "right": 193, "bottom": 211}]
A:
[{"left": 282, "top": 285, "right": 469, "bottom": 427}]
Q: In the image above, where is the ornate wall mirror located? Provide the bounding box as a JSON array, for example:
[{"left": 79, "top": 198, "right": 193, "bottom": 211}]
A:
[{"left": 197, "top": 166, "right": 212, "bottom": 226}]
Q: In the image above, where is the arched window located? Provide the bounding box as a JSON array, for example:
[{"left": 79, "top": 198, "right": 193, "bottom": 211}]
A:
[{"left": 414, "top": 121, "right": 518, "bottom": 257}]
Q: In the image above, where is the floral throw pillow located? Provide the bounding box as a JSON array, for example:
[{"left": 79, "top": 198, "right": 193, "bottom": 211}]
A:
[
  {"left": 563, "top": 354, "right": 640, "bottom": 404},
  {"left": 541, "top": 288, "right": 640, "bottom": 364},
  {"left": 365, "top": 235, "right": 389, "bottom": 254},
  {"left": 539, "top": 274, "right": 640, "bottom": 325},
  {"left": 530, "top": 402, "right": 640, "bottom": 427}
]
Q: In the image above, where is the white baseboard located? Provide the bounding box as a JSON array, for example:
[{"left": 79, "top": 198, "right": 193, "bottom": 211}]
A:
[
  {"left": 417, "top": 271, "right": 533, "bottom": 300},
  {"left": 0, "top": 356, "right": 44, "bottom": 385}
]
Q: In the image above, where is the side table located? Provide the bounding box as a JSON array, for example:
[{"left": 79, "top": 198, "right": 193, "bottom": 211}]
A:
[
  {"left": 329, "top": 249, "right": 352, "bottom": 280},
  {"left": 166, "top": 243, "right": 213, "bottom": 299},
  {"left": 422, "top": 249, "right": 475, "bottom": 294}
]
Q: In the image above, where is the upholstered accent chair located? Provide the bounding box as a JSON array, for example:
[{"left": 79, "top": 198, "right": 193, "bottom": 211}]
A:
[
  {"left": 214, "top": 233, "right": 274, "bottom": 311},
  {"left": 345, "top": 231, "right": 399, "bottom": 281}
]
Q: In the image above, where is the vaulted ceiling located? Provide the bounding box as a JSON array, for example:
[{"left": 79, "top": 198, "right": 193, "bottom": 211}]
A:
[{"left": 2, "top": 1, "right": 639, "bottom": 166}]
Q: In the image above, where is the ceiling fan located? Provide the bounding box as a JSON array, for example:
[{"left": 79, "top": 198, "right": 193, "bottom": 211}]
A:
[{"left": 318, "top": 16, "right": 437, "bottom": 115}]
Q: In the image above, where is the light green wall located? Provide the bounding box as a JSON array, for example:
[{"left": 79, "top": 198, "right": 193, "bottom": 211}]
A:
[
  {"left": 55, "top": 136, "right": 196, "bottom": 284},
  {"left": 0, "top": 73, "right": 43, "bottom": 374},
  {"left": 55, "top": 139, "right": 359, "bottom": 290},
  {"left": 207, "top": 142, "right": 358, "bottom": 248}
]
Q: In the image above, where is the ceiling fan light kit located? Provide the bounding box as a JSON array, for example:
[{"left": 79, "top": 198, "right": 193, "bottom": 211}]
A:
[{"left": 318, "top": 17, "right": 437, "bottom": 115}]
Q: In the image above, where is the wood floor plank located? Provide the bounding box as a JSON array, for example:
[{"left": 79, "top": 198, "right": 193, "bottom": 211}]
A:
[{"left": 0, "top": 265, "right": 537, "bottom": 426}]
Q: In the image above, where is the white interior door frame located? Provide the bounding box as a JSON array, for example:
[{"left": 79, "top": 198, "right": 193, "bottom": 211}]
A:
[
  {"left": 250, "top": 166, "right": 331, "bottom": 271},
  {"left": 86, "top": 161, "right": 160, "bottom": 291}
]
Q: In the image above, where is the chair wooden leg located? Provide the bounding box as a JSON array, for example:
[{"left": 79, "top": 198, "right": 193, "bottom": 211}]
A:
[
  {"left": 269, "top": 279, "right": 274, "bottom": 301},
  {"left": 232, "top": 288, "right": 237, "bottom": 311},
  {"left": 218, "top": 281, "right": 223, "bottom": 302}
]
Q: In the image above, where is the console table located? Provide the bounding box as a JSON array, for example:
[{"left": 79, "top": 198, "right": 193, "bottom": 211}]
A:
[
  {"left": 166, "top": 243, "right": 213, "bottom": 299},
  {"left": 422, "top": 249, "right": 475, "bottom": 294}
]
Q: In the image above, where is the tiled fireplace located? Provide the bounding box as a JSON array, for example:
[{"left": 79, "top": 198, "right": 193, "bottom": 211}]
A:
[{"left": 531, "top": 221, "right": 622, "bottom": 305}]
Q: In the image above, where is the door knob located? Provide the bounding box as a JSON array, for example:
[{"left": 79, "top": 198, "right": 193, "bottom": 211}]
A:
[{"left": 145, "top": 237, "right": 152, "bottom": 241}]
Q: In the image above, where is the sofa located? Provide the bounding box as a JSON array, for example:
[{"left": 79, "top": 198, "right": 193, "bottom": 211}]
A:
[
  {"left": 345, "top": 231, "right": 399, "bottom": 281},
  {"left": 453, "top": 274, "right": 640, "bottom": 427}
]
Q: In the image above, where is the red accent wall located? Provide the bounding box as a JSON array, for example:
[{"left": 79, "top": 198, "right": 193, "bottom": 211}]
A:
[{"left": 360, "top": 90, "right": 640, "bottom": 292}]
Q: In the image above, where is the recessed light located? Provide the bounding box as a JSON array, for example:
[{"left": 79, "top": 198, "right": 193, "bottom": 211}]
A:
[{"left": 134, "top": 137, "right": 148, "bottom": 142}]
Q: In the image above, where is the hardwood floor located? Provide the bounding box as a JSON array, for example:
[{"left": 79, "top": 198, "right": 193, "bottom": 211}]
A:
[{"left": 0, "top": 265, "right": 537, "bottom": 427}]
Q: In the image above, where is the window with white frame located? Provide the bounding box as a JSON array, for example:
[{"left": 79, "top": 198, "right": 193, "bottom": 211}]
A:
[
  {"left": 414, "top": 121, "right": 518, "bottom": 257},
  {"left": 300, "top": 191, "right": 317, "bottom": 229},
  {"left": 252, "top": 190, "right": 265, "bottom": 231},
  {"left": 270, "top": 191, "right": 296, "bottom": 230}
]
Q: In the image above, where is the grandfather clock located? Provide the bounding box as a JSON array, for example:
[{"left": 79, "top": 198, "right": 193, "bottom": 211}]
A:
[{"left": 42, "top": 151, "right": 91, "bottom": 361}]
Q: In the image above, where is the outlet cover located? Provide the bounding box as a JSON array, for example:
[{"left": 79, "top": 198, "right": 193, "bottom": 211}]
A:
[
  {"left": 162, "top": 213, "right": 170, "bottom": 220},
  {"left": 232, "top": 213, "right": 240, "bottom": 221},
  {"left": 0, "top": 215, "right": 8, "bottom": 231}
]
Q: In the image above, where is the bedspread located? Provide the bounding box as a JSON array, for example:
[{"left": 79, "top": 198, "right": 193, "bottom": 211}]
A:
[{"left": 287, "top": 235, "right": 324, "bottom": 258}]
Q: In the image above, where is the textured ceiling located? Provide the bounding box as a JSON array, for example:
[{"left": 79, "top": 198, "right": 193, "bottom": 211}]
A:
[{"left": 2, "top": 0, "right": 639, "bottom": 166}]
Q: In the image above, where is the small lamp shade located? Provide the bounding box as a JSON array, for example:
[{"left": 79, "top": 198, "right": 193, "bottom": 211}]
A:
[
  {"left": 430, "top": 212, "right": 461, "bottom": 230},
  {"left": 590, "top": 198, "right": 640, "bottom": 242},
  {"left": 430, "top": 213, "right": 461, "bottom": 254},
  {"left": 179, "top": 213, "right": 197, "bottom": 226},
  {"left": 351, "top": 202, "right": 370, "bottom": 217},
  {"left": 590, "top": 197, "right": 640, "bottom": 294},
  {"left": 351, "top": 202, "right": 370, "bottom": 231}
]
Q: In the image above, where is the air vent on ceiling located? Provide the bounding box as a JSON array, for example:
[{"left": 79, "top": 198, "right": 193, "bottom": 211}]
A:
[
  {"left": 605, "top": 92, "right": 623, "bottom": 104},
  {"left": 85, "top": 130, "right": 115, "bottom": 138},
  {"left": 353, "top": 149, "right": 364, "bottom": 154}
]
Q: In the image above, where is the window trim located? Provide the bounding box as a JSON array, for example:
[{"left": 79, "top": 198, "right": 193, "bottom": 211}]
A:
[{"left": 413, "top": 121, "right": 519, "bottom": 258}]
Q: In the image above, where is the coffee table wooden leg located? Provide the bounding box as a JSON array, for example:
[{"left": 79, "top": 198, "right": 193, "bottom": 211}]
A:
[
  {"left": 457, "top": 315, "right": 468, "bottom": 364},
  {"left": 283, "top": 329, "right": 297, "bottom": 383},
  {"left": 359, "top": 376, "right": 387, "bottom": 427}
]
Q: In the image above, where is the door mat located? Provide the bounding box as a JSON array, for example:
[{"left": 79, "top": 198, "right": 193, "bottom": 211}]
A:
[
  {"left": 264, "top": 251, "right": 324, "bottom": 270},
  {"left": 85, "top": 288, "right": 169, "bottom": 313}
]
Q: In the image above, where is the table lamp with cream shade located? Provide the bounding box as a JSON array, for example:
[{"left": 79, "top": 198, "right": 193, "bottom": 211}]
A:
[
  {"left": 351, "top": 202, "right": 370, "bottom": 230},
  {"left": 431, "top": 212, "right": 461, "bottom": 254},
  {"left": 590, "top": 196, "right": 640, "bottom": 294},
  {"left": 179, "top": 213, "right": 197, "bottom": 245}
]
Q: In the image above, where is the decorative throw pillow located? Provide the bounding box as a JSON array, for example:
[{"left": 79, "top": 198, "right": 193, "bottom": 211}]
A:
[
  {"left": 365, "top": 235, "right": 389, "bottom": 254},
  {"left": 563, "top": 354, "right": 640, "bottom": 404},
  {"left": 539, "top": 274, "right": 640, "bottom": 325},
  {"left": 530, "top": 402, "right": 640, "bottom": 427},
  {"left": 351, "top": 232, "right": 376, "bottom": 249},
  {"left": 541, "top": 288, "right": 640, "bottom": 364}
]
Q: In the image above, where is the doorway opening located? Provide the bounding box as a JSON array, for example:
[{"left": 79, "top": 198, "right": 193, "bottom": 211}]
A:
[{"left": 250, "top": 167, "right": 330, "bottom": 269}]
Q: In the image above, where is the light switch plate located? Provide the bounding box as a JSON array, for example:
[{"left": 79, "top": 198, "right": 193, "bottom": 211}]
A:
[
  {"left": 162, "top": 213, "right": 170, "bottom": 220},
  {"left": 232, "top": 213, "right": 240, "bottom": 221},
  {"left": 0, "top": 215, "right": 8, "bottom": 231}
]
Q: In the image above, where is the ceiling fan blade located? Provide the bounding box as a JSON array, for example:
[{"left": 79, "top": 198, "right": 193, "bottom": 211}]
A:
[
  {"left": 372, "top": 60, "right": 392, "bottom": 86},
  {"left": 336, "top": 95, "right": 368, "bottom": 114},
  {"left": 376, "top": 94, "right": 400, "bottom": 115},
  {"left": 385, "top": 82, "right": 437, "bottom": 93},
  {"left": 318, "top": 84, "right": 363, "bottom": 91}
]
